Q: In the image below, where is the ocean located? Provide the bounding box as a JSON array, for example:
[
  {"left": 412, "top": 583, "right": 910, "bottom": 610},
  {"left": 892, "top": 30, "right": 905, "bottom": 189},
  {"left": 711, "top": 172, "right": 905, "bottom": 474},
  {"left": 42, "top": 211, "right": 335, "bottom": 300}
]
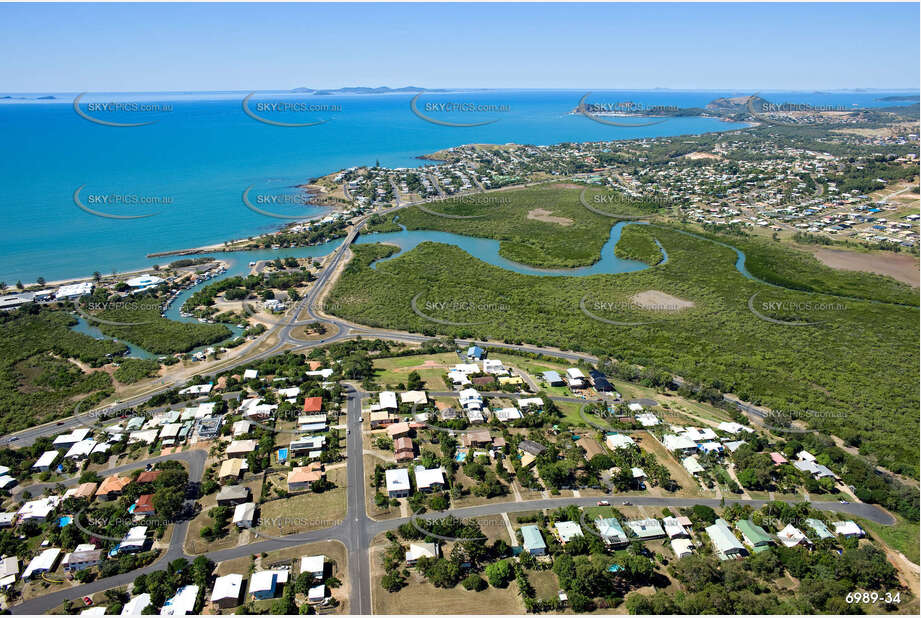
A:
[{"left": 0, "top": 88, "right": 911, "bottom": 283}]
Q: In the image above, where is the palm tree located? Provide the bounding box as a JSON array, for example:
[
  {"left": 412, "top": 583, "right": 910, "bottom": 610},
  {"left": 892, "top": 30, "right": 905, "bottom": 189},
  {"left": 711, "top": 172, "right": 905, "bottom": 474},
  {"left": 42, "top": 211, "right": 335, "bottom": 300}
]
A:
[{"left": 93, "top": 271, "right": 102, "bottom": 282}]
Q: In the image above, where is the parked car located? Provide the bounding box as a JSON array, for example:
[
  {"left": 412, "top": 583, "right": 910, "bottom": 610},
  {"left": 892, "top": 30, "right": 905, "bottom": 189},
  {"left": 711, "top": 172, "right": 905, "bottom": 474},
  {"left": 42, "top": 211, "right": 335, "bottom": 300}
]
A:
[{"left": 596, "top": 500, "right": 609, "bottom": 506}]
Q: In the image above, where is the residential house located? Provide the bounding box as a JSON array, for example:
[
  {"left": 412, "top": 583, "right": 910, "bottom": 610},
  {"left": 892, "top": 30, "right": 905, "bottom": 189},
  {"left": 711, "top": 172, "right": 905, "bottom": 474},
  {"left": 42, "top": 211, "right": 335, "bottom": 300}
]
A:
[
  {"left": 249, "top": 570, "right": 289, "bottom": 600},
  {"left": 662, "top": 517, "right": 690, "bottom": 539},
  {"left": 302, "top": 397, "right": 323, "bottom": 414},
  {"left": 833, "top": 521, "right": 865, "bottom": 538},
  {"left": 219, "top": 458, "right": 247, "bottom": 481},
  {"left": 288, "top": 465, "right": 324, "bottom": 491},
  {"left": 777, "top": 524, "right": 813, "bottom": 548},
  {"left": 378, "top": 391, "right": 398, "bottom": 410},
  {"left": 307, "top": 584, "right": 327, "bottom": 604},
  {"left": 216, "top": 485, "right": 251, "bottom": 507},
  {"left": 22, "top": 548, "right": 61, "bottom": 580},
  {"left": 405, "top": 542, "right": 439, "bottom": 565},
  {"left": 596, "top": 517, "right": 628, "bottom": 547},
  {"left": 121, "top": 593, "right": 151, "bottom": 615},
  {"left": 706, "top": 519, "right": 746, "bottom": 560},
  {"left": 414, "top": 466, "right": 445, "bottom": 492},
  {"left": 211, "top": 573, "right": 243, "bottom": 609},
  {"left": 393, "top": 437, "right": 415, "bottom": 463},
  {"left": 385, "top": 468, "right": 411, "bottom": 498},
  {"left": 95, "top": 476, "right": 132, "bottom": 501},
  {"left": 662, "top": 434, "right": 697, "bottom": 454},
  {"left": 542, "top": 371, "right": 565, "bottom": 386},
  {"left": 133, "top": 494, "right": 156, "bottom": 517},
  {"left": 565, "top": 368, "right": 587, "bottom": 389},
  {"left": 288, "top": 435, "right": 325, "bottom": 458},
  {"left": 369, "top": 411, "right": 393, "bottom": 428},
  {"left": 805, "top": 518, "right": 834, "bottom": 540},
  {"left": 605, "top": 433, "right": 635, "bottom": 450},
  {"left": 386, "top": 422, "right": 411, "bottom": 439},
  {"left": 554, "top": 521, "right": 584, "bottom": 544},
  {"left": 626, "top": 518, "right": 666, "bottom": 540},
  {"left": 671, "top": 538, "right": 695, "bottom": 558},
  {"left": 233, "top": 502, "right": 256, "bottom": 528},
  {"left": 682, "top": 456, "right": 705, "bottom": 476},
  {"left": 300, "top": 555, "right": 325, "bottom": 580},
  {"left": 521, "top": 525, "right": 546, "bottom": 556},
  {"left": 118, "top": 526, "right": 148, "bottom": 554},
  {"left": 226, "top": 439, "right": 257, "bottom": 459},
  {"left": 62, "top": 548, "right": 102, "bottom": 572},
  {"left": 161, "top": 584, "right": 199, "bottom": 616},
  {"left": 458, "top": 388, "right": 483, "bottom": 410},
  {"left": 32, "top": 450, "right": 59, "bottom": 473},
  {"left": 736, "top": 519, "right": 774, "bottom": 553}
]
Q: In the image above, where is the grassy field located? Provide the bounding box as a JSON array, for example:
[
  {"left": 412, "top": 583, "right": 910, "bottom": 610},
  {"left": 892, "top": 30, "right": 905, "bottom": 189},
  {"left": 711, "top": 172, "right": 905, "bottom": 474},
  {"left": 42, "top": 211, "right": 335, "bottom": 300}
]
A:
[
  {"left": 372, "top": 353, "right": 454, "bottom": 390},
  {"left": 857, "top": 513, "right": 921, "bottom": 564},
  {"left": 328, "top": 198, "right": 919, "bottom": 477},
  {"left": 257, "top": 467, "right": 348, "bottom": 535}
]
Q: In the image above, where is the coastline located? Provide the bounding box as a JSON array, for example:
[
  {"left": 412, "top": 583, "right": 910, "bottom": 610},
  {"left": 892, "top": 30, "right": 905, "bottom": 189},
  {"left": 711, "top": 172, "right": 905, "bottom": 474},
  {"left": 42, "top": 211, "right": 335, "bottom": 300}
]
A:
[{"left": 11, "top": 119, "right": 757, "bottom": 289}]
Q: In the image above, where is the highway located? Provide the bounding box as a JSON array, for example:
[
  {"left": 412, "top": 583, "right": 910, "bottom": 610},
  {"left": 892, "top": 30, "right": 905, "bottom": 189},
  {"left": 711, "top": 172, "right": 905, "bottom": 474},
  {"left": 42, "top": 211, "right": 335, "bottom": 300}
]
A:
[{"left": 5, "top": 197, "right": 902, "bottom": 614}]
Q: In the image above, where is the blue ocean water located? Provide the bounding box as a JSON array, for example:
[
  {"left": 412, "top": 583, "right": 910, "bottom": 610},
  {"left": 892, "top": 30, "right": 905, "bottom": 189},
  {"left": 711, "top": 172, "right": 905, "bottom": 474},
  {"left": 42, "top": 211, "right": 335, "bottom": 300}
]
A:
[{"left": 0, "top": 89, "right": 911, "bottom": 283}]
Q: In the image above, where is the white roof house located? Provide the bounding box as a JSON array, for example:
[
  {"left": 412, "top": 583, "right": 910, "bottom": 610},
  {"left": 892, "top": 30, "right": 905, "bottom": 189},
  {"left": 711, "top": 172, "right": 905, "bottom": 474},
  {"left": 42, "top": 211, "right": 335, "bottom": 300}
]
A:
[
  {"left": 22, "top": 548, "right": 61, "bottom": 579},
  {"left": 605, "top": 433, "right": 635, "bottom": 450},
  {"left": 299, "top": 555, "right": 325, "bottom": 578},
  {"left": 121, "top": 593, "right": 151, "bottom": 615},
  {"left": 447, "top": 370, "right": 471, "bottom": 386},
  {"left": 680, "top": 427, "right": 718, "bottom": 442},
  {"left": 307, "top": 584, "right": 326, "bottom": 603},
  {"left": 413, "top": 466, "right": 445, "bottom": 491},
  {"left": 663, "top": 434, "right": 697, "bottom": 452},
  {"left": 242, "top": 369, "right": 258, "bottom": 380},
  {"left": 248, "top": 570, "right": 289, "bottom": 597},
  {"left": 662, "top": 516, "right": 689, "bottom": 538},
  {"left": 120, "top": 526, "right": 148, "bottom": 552},
  {"left": 516, "top": 397, "right": 543, "bottom": 410},
  {"left": 32, "top": 450, "right": 59, "bottom": 470},
  {"left": 635, "top": 413, "right": 660, "bottom": 427},
  {"left": 160, "top": 585, "right": 199, "bottom": 615},
  {"left": 379, "top": 391, "right": 398, "bottom": 410},
  {"left": 178, "top": 383, "right": 213, "bottom": 395},
  {"left": 17, "top": 496, "right": 61, "bottom": 522},
  {"left": 232, "top": 502, "right": 255, "bottom": 528},
  {"left": 65, "top": 439, "right": 97, "bottom": 459},
  {"left": 554, "top": 521, "right": 584, "bottom": 543},
  {"left": 400, "top": 391, "right": 428, "bottom": 405},
  {"left": 211, "top": 573, "right": 243, "bottom": 604},
  {"left": 832, "top": 520, "right": 865, "bottom": 538},
  {"left": 52, "top": 427, "right": 91, "bottom": 447},
  {"left": 797, "top": 450, "right": 816, "bottom": 462},
  {"left": 671, "top": 538, "right": 695, "bottom": 558},
  {"left": 777, "top": 524, "right": 813, "bottom": 548},
  {"left": 453, "top": 363, "right": 480, "bottom": 374},
  {"left": 565, "top": 368, "right": 585, "bottom": 379},
  {"left": 717, "top": 421, "right": 754, "bottom": 434},
  {"left": 405, "top": 542, "right": 439, "bottom": 562},
  {"left": 385, "top": 468, "right": 411, "bottom": 494},
  {"left": 459, "top": 389, "right": 483, "bottom": 409}
]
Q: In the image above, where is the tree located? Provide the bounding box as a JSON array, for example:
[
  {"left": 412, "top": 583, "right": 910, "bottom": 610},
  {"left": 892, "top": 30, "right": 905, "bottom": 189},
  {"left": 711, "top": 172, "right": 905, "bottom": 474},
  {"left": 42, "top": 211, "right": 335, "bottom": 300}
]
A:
[
  {"left": 406, "top": 370, "right": 424, "bottom": 391},
  {"left": 485, "top": 559, "right": 512, "bottom": 588}
]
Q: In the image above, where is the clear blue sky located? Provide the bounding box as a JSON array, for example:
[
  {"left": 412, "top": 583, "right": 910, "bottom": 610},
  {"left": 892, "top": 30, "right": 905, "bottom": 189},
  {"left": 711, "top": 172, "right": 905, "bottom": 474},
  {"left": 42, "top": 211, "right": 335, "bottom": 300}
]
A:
[{"left": 1, "top": 2, "right": 918, "bottom": 92}]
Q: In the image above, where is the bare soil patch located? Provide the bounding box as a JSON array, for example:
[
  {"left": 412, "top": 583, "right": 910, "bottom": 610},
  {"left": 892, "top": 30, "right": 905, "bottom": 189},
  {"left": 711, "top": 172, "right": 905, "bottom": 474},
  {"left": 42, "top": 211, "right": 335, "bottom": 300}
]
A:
[
  {"left": 630, "top": 290, "right": 695, "bottom": 311},
  {"left": 683, "top": 151, "right": 721, "bottom": 160},
  {"left": 812, "top": 248, "right": 919, "bottom": 287},
  {"left": 526, "top": 208, "right": 574, "bottom": 226}
]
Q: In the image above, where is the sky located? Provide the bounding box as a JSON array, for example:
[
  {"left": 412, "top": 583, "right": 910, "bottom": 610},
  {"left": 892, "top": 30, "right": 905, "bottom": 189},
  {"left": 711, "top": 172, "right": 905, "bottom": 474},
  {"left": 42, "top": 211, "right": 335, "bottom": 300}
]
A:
[{"left": 0, "top": 2, "right": 918, "bottom": 92}]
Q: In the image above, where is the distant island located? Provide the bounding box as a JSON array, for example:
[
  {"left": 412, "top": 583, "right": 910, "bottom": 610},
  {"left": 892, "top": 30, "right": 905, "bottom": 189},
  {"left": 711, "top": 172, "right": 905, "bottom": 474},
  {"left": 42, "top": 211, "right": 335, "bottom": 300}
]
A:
[
  {"left": 877, "top": 95, "right": 919, "bottom": 102},
  {"left": 291, "top": 86, "right": 448, "bottom": 95},
  {"left": 0, "top": 94, "right": 56, "bottom": 100}
]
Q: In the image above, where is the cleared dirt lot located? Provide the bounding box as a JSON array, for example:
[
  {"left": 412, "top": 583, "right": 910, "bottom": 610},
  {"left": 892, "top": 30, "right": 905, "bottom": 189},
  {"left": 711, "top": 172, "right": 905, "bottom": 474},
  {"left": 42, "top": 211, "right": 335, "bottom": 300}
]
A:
[{"left": 812, "top": 247, "right": 919, "bottom": 287}]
